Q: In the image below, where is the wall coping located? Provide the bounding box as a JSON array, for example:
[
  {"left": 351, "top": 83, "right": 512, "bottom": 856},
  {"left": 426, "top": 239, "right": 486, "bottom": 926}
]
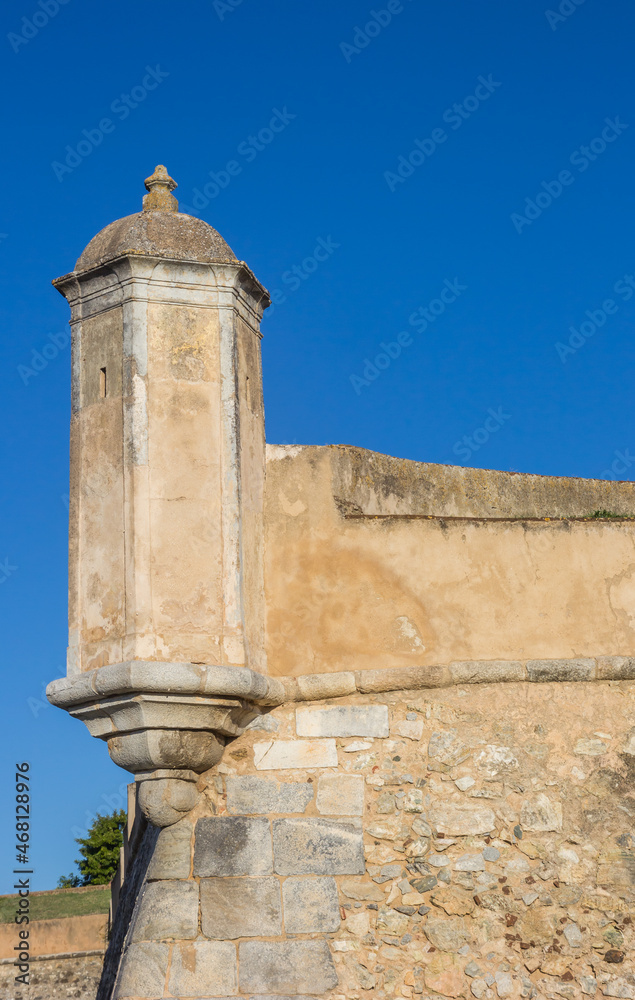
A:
[
  {"left": 0, "top": 948, "right": 106, "bottom": 965},
  {"left": 281, "top": 656, "right": 635, "bottom": 701}
]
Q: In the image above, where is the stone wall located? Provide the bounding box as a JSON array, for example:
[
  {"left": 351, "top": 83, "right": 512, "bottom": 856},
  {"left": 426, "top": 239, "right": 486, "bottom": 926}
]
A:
[
  {"left": 110, "top": 678, "right": 635, "bottom": 999},
  {"left": 0, "top": 952, "right": 104, "bottom": 1000}
]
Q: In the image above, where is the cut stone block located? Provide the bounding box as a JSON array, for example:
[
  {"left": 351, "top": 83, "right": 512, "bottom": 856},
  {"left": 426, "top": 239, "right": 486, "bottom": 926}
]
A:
[
  {"left": 429, "top": 802, "right": 496, "bottom": 836},
  {"left": 253, "top": 738, "right": 337, "bottom": 769},
  {"left": 146, "top": 817, "right": 193, "bottom": 880},
  {"left": 239, "top": 939, "right": 338, "bottom": 994},
  {"left": 226, "top": 775, "right": 313, "bottom": 815},
  {"left": 296, "top": 705, "right": 389, "bottom": 738},
  {"left": 316, "top": 774, "right": 364, "bottom": 815},
  {"left": 273, "top": 817, "right": 365, "bottom": 875},
  {"left": 168, "top": 940, "right": 237, "bottom": 997},
  {"left": 282, "top": 876, "right": 341, "bottom": 933},
  {"left": 193, "top": 817, "right": 272, "bottom": 876},
  {"left": 200, "top": 876, "right": 282, "bottom": 938},
  {"left": 113, "top": 942, "right": 169, "bottom": 998},
  {"left": 131, "top": 880, "right": 198, "bottom": 941}
]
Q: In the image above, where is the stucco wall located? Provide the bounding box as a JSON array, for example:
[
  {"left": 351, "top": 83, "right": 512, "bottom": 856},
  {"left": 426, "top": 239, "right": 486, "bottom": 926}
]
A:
[
  {"left": 264, "top": 446, "right": 635, "bottom": 676},
  {"left": 0, "top": 913, "right": 107, "bottom": 959}
]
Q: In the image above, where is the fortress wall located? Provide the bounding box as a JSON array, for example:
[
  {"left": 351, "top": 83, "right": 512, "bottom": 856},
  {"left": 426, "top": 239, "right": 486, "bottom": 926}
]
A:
[
  {"left": 264, "top": 446, "right": 635, "bottom": 676},
  {"left": 107, "top": 679, "right": 635, "bottom": 999}
]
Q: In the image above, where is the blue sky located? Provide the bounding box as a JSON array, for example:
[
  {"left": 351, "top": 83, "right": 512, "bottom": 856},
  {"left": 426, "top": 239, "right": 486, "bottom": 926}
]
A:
[{"left": 1, "top": 0, "right": 634, "bottom": 890}]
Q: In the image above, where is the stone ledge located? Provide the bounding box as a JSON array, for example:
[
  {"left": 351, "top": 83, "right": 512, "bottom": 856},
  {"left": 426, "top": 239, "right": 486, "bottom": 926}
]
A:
[
  {"left": 0, "top": 949, "right": 106, "bottom": 965},
  {"left": 47, "top": 660, "right": 285, "bottom": 709},
  {"left": 281, "top": 656, "right": 635, "bottom": 701}
]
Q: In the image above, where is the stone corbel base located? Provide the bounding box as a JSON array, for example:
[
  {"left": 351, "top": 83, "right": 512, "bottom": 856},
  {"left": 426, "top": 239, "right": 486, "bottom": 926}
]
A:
[{"left": 46, "top": 661, "right": 285, "bottom": 826}]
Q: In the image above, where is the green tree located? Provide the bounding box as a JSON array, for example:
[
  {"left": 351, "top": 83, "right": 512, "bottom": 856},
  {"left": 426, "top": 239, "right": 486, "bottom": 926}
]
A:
[{"left": 57, "top": 809, "right": 126, "bottom": 887}]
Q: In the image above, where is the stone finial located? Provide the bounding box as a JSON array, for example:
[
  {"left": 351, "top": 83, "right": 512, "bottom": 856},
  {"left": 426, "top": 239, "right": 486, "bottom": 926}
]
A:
[{"left": 143, "top": 164, "right": 178, "bottom": 212}]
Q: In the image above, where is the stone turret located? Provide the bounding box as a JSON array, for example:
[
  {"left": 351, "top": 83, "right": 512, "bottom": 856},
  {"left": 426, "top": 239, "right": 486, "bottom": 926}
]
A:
[{"left": 47, "top": 168, "right": 282, "bottom": 826}]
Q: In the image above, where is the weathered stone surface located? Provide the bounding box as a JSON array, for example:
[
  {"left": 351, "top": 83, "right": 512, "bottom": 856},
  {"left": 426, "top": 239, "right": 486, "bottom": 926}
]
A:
[
  {"left": 296, "top": 671, "right": 356, "bottom": 699},
  {"left": 296, "top": 705, "right": 389, "bottom": 738},
  {"left": 168, "top": 941, "right": 237, "bottom": 996},
  {"left": 428, "top": 730, "right": 471, "bottom": 767},
  {"left": 376, "top": 790, "right": 396, "bottom": 813},
  {"left": 526, "top": 658, "right": 595, "bottom": 682},
  {"left": 253, "top": 738, "right": 337, "bottom": 769},
  {"left": 494, "top": 971, "right": 514, "bottom": 997},
  {"left": 520, "top": 792, "right": 562, "bottom": 832},
  {"left": 113, "top": 942, "right": 170, "bottom": 998},
  {"left": 424, "top": 916, "right": 470, "bottom": 951},
  {"left": 226, "top": 775, "right": 313, "bottom": 815},
  {"left": 429, "top": 802, "right": 496, "bottom": 836},
  {"left": 200, "top": 877, "right": 282, "bottom": 938},
  {"left": 131, "top": 880, "right": 198, "bottom": 941},
  {"left": 246, "top": 712, "right": 280, "bottom": 732},
  {"left": 450, "top": 660, "right": 525, "bottom": 684},
  {"left": 0, "top": 954, "right": 104, "bottom": 1000},
  {"left": 193, "top": 817, "right": 272, "bottom": 875},
  {"left": 316, "top": 773, "right": 364, "bottom": 815},
  {"left": 355, "top": 664, "right": 452, "bottom": 693},
  {"left": 575, "top": 736, "right": 609, "bottom": 755},
  {"left": 377, "top": 906, "right": 410, "bottom": 935},
  {"left": 145, "top": 817, "right": 193, "bottom": 880},
  {"left": 597, "top": 656, "right": 635, "bottom": 680},
  {"left": 392, "top": 717, "right": 424, "bottom": 740},
  {"left": 282, "top": 876, "right": 340, "bottom": 932},
  {"left": 430, "top": 888, "right": 475, "bottom": 915},
  {"left": 239, "top": 940, "right": 338, "bottom": 994},
  {"left": 424, "top": 952, "right": 465, "bottom": 997},
  {"left": 340, "top": 878, "right": 385, "bottom": 900},
  {"left": 137, "top": 774, "right": 198, "bottom": 828},
  {"left": 273, "top": 817, "right": 364, "bottom": 874},
  {"left": 403, "top": 788, "right": 424, "bottom": 812}
]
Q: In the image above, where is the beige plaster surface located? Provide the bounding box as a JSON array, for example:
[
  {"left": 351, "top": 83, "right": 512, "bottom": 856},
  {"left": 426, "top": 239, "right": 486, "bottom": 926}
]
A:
[
  {"left": 0, "top": 913, "right": 108, "bottom": 959},
  {"left": 57, "top": 256, "right": 269, "bottom": 676},
  {"left": 264, "top": 446, "right": 635, "bottom": 676}
]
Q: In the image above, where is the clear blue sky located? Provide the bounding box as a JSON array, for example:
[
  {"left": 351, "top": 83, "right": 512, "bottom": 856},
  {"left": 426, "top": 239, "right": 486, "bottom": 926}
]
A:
[{"left": 1, "top": 0, "right": 634, "bottom": 890}]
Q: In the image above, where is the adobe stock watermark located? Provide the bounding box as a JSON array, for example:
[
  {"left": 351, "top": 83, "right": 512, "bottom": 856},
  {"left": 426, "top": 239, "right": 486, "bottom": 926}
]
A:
[
  {"left": 350, "top": 277, "right": 467, "bottom": 394},
  {"left": 214, "top": 0, "right": 246, "bottom": 21},
  {"left": 0, "top": 557, "right": 18, "bottom": 585},
  {"left": 179, "top": 107, "right": 296, "bottom": 215},
  {"left": 545, "top": 0, "right": 587, "bottom": 31},
  {"left": 511, "top": 116, "right": 628, "bottom": 234},
  {"left": 267, "top": 237, "right": 340, "bottom": 317},
  {"left": 51, "top": 65, "right": 169, "bottom": 181},
  {"left": 452, "top": 407, "right": 512, "bottom": 462},
  {"left": 555, "top": 271, "right": 635, "bottom": 362},
  {"left": 601, "top": 449, "right": 634, "bottom": 482},
  {"left": 17, "top": 329, "right": 69, "bottom": 385},
  {"left": 384, "top": 76, "right": 501, "bottom": 192},
  {"left": 340, "top": 0, "right": 414, "bottom": 63},
  {"left": 8, "top": 0, "right": 70, "bottom": 53}
]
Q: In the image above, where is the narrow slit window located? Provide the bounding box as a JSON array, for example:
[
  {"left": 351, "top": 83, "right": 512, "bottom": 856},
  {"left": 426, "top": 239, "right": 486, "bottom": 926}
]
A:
[{"left": 99, "top": 367, "right": 107, "bottom": 398}]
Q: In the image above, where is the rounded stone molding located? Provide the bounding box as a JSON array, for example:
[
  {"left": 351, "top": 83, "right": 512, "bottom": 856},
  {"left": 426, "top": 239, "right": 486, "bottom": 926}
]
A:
[
  {"left": 46, "top": 661, "right": 285, "bottom": 800},
  {"left": 108, "top": 729, "right": 225, "bottom": 774},
  {"left": 136, "top": 772, "right": 199, "bottom": 828}
]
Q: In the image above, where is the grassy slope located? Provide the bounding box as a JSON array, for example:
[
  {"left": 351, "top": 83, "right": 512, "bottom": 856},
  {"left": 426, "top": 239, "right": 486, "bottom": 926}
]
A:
[{"left": 0, "top": 886, "right": 110, "bottom": 923}]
